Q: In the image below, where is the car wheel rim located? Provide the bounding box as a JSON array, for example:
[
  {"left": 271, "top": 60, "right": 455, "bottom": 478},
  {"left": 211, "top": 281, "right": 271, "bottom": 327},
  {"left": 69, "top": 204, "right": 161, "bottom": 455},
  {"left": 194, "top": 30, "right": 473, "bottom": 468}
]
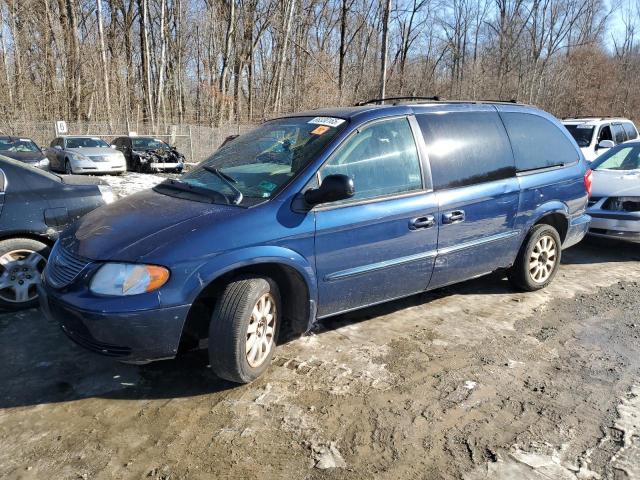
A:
[
  {"left": 0, "top": 249, "right": 47, "bottom": 304},
  {"left": 529, "top": 235, "right": 557, "bottom": 283},
  {"left": 246, "top": 292, "right": 277, "bottom": 368}
]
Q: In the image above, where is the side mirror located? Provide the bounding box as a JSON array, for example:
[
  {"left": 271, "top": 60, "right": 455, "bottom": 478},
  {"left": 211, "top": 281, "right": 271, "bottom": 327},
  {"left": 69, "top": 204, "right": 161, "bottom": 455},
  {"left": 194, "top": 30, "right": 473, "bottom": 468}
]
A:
[
  {"left": 597, "top": 140, "right": 614, "bottom": 150},
  {"left": 53, "top": 145, "right": 62, "bottom": 150},
  {"left": 304, "top": 174, "right": 355, "bottom": 207},
  {"left": 110, "top": 144, "right": 117, "bottom": 149}
]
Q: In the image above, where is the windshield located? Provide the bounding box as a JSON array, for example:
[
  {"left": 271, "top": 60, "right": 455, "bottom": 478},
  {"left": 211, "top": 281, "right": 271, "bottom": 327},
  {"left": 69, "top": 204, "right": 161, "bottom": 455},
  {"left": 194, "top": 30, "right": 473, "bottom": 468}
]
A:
[
  {"left": 591, "top": 144, "right": 640, "bottom": 171},
  {"left": 169, "top": 116, "right": 346, "bottom": 206},
  {"left": 132, "top": 138, "right": 169, "bottom": 150},
  {"left": 0, "top": 138, "right": 40, "bottom": 152},
  {"left": 66, "top": 137, "right": 110, "bottom": 149},
  {"left": 564, "top": 124, "right": 594, "bottom": 147}
]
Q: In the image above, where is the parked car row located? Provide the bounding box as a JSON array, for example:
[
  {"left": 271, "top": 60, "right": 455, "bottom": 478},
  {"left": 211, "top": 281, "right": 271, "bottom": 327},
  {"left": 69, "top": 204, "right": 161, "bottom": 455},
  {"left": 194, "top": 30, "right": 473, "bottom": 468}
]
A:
[
  {"left": 1, "top": 99, "right": 638, "bottom": 386},
  {"left": 0, "top": 134, "right": 185, "bottom": 175}
]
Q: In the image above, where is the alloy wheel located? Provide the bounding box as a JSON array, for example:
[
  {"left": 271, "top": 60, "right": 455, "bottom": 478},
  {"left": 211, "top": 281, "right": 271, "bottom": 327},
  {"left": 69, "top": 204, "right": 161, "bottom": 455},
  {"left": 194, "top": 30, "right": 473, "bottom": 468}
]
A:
[
  {"left": 0, "top": 249, "right": 47, "bottom": 304},
  {"left": 245, "top": 293, "right": 277, "bottom": 368},
  {"left": 528, "top": 235, "right": 557, "bottom": 283}
]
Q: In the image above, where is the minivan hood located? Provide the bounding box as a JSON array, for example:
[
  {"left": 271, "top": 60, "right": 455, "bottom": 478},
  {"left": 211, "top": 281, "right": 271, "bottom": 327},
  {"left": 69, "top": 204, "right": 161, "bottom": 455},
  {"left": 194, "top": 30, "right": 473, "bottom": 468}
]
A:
[
  {"left": 592, "top": 169, "right": 640, "bottom": 197},
  {"left": 59, "top": 189, "right": 241, "bottom": 261}
]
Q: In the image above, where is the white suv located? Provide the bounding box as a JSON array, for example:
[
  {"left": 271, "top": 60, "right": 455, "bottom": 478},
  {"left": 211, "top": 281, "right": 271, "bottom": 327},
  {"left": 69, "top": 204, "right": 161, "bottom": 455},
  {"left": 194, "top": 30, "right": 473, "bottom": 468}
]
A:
[{"left": 563, "top": 117, "right": 638, "bottom": 162}]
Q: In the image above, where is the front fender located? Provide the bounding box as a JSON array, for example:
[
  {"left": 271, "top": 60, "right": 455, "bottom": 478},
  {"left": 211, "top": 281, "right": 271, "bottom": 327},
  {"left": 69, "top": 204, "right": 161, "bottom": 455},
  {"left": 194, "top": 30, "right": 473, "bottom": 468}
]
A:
[{"left": 181, "top": 245, "right": 318, "bottom": 308}]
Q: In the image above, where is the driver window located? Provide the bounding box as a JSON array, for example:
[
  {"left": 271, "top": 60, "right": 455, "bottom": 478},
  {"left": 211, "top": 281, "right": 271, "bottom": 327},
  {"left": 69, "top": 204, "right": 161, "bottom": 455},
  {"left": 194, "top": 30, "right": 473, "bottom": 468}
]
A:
[
  {"left": 319, "top": 117, "right": 422, "bottom": 202},
  {"left": 598, "top": 125, "right": 613, "bottom": 142}
]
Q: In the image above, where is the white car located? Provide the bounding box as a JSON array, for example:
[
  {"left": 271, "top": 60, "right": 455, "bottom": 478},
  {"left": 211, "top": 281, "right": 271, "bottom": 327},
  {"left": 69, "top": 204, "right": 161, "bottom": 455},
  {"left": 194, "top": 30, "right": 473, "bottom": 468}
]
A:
[
  {"left": 46, "top": 136, "right": 127, "bottom": 175},
  {"left": 587, "top": 141, "right": 640, "bottom": 242},
  {"left": 563, "top": 117, "right": 638, "bottom": 162}
]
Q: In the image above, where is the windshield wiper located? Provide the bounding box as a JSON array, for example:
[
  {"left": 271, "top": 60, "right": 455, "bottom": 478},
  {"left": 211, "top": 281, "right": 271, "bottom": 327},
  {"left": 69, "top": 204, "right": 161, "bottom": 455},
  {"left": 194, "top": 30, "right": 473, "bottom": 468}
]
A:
[
  {"left": 203, "top": 165, "right": 243, "bottom": 205},
  {"left": 155, "top": 179, "right": 224, "bottom": 203}
]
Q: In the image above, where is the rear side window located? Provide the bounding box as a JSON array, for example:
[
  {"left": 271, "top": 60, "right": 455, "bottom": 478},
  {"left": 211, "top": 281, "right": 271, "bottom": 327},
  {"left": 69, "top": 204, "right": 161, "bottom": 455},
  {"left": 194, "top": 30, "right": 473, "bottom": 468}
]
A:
[
  {"left": 612, "top": 123, "right": 627, "bottom": 144},
  {"left": 320, "top": 117, "right": 422, "bottom": 201},
  {"left": 599, "top": 125, "right": 613, "bottom": 142},
  {"left": 623, "top": 122, "right": 638, "bottom": 140},
  {"left": 416, "top": 111, "right": 515, "bottom": 189},
  {"left": 501, "top": 112, "right": 579, "bottom": 172}
]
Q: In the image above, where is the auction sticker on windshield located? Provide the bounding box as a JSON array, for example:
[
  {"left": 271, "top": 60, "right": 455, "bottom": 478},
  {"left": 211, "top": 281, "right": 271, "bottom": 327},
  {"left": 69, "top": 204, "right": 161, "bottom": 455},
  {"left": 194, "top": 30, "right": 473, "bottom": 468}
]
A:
[{"left": 308, "top": 117, "right": 345, "bottom": 127}]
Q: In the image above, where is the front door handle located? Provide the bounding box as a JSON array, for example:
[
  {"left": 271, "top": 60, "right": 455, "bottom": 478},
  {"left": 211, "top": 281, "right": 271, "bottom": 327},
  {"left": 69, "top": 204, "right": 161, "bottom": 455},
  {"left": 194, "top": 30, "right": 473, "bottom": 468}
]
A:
[
  {"left": 442, "top": 210, "right": 465, "bottom": 224},
  {"left": 409, "top": 215, "right": 436, "bottom": 230}
]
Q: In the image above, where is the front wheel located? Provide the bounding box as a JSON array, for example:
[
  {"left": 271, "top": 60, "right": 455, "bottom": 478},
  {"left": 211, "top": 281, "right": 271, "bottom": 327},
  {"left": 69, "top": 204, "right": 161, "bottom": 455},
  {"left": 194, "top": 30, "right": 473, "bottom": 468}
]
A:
[
  {"left": 508, "top": 224, "right": 562, "bottom": 291},
  {"left": 209, "top": 277, "right": 280, "bottom": 383},
  {"left": 64, "top": 159, "right": 73, "bottom": 174},
  {"left": 0, "top": 238, "right": 50, "bottom": 310}
]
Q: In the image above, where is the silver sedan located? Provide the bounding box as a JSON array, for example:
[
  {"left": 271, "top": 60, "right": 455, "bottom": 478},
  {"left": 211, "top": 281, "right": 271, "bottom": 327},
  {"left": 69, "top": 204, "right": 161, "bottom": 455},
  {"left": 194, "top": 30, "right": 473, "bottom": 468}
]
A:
[
  {"left": 47, "top": 136, "right": 127, "bottom": 175},
  {"left": 587, "top": 141, "right": 640, "bottom": 242}
]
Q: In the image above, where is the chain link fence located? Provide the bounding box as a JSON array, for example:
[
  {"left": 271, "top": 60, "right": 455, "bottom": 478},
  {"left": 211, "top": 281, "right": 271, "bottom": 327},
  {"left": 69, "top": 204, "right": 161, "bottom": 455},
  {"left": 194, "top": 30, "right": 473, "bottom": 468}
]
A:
[{"left": 0, "top": 121, "right": 255, "bottom": 164}]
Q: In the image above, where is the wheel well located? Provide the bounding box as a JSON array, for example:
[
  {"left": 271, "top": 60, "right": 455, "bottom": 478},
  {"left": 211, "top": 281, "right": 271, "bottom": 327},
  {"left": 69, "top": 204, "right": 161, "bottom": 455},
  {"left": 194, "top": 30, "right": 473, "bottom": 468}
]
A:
[
  {"left": 535, "top": 212, "right": 568, "bottom": 242},
  {"left": 179, "top": 263, "right": 311, "bottom": 352}
]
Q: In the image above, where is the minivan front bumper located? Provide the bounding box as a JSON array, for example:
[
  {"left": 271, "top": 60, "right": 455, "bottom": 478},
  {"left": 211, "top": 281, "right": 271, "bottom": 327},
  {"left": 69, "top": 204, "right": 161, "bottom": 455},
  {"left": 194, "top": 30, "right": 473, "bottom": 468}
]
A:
[{"left": 38, "top": 285, "right": 191, "bottom": 362}]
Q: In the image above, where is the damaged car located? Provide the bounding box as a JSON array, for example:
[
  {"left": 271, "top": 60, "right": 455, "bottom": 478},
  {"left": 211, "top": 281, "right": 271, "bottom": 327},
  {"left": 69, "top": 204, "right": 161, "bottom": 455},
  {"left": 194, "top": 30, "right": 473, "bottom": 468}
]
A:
[
  {"left": 587, "top": 141, "right": 640, "bottom": 242},
  {"left": 112, "top": 136, "right": 185, "bottom": 173},
  {"left": 0, "top": 155, "right": 115, "bottom": 310},
  {"left": 39, "top": 101, "right": 590, "bottom": 384}
]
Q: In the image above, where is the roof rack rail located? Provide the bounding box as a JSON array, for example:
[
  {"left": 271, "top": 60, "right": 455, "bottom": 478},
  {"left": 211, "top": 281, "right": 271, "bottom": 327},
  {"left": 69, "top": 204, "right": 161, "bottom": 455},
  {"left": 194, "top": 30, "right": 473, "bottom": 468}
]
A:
[
  {"left": 355, "top": 96, "right": 442, "bottom": 106},
  {"left": 355, "top": 96, "right": 521, "bottom": 107}
]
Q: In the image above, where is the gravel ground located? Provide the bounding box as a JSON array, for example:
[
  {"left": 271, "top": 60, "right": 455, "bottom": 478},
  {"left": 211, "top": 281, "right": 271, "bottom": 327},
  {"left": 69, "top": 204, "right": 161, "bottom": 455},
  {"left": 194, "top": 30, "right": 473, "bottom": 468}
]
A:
[{"left": 1, "top": 173, "right": 640, "bottom": 479}]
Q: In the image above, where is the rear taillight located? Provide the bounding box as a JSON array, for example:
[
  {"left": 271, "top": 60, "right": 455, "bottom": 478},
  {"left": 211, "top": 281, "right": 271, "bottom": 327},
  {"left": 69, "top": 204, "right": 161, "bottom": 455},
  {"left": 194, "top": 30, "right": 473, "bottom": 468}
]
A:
[{"left": 583, "top": 169, "right": 592, "bottom": 198}]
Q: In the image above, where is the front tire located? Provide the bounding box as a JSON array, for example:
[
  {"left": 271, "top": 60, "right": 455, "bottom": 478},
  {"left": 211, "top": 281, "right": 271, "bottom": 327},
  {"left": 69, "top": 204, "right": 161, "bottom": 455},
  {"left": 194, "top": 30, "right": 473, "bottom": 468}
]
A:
[
  {"left": 209, "top": 277, "right": 280, "bottom": 383},
  {"left": 508, "top": 224, "right": 562, "bottom": 291},
  {"left": 0, "top": 238, "right": 50, "bottom": 310},
  {"left": 64, "top": 159, "right": 73, "bottom": 174}
]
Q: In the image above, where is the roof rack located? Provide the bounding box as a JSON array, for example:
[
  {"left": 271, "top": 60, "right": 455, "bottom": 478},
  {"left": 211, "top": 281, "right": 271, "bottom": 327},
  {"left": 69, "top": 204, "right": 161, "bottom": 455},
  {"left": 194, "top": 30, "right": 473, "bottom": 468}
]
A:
[
  {"left": 354, "top": 96, "right": 521, "bottom": 107},
  {"left": 355, "top": 96, "right": 442, "bottom": 106}
]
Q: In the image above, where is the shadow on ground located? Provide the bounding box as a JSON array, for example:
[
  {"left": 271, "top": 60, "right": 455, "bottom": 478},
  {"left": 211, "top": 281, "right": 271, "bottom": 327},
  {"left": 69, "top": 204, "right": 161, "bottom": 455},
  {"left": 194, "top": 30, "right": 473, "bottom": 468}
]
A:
[{"left": 0, "top": 237, "right": 637, "bottom": 409}]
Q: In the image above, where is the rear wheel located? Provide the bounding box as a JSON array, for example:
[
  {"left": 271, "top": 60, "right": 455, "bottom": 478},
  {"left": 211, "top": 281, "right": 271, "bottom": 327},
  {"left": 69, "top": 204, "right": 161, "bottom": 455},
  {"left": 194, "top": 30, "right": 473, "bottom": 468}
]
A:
[
  {"left": 0, "top": 238, "right": 50, "bottom": 310},
  {"left": 508, "top": 224, "right": 561, "bottom": 291},
  {"left": 208, "top": 277, "right": 280, "bottom": 383}
]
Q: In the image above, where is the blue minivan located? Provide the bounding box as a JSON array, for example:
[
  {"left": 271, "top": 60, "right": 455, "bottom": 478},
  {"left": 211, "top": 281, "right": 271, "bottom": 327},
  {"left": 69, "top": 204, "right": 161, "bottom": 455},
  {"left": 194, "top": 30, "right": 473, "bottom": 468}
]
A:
[{"left": 39, "top": 100, "right": 592, "bottom": 383}]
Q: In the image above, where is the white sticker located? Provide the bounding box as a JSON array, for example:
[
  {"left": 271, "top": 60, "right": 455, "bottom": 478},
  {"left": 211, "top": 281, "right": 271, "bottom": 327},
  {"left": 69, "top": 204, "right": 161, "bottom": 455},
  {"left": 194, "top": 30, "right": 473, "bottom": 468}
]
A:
[
  {"left": 91, "top": 137, "right": 100, "bottom": 140},
  {"left": 576, "top": 124, "right": 593, "bottom": 129},
  {"left": 19, "top": 138, "right": 30, "bottom": 142},
  {"left": 154, "top": 139, "right": 162, "bottom": 142},
  {"left": 308, "top": 117, "right": 345, "bottom": 127}
]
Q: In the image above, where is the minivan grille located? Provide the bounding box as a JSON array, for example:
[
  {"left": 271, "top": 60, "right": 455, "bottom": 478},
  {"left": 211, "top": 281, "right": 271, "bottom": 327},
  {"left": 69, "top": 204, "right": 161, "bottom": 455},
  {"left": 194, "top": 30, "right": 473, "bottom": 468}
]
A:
[{"left": 45, "top": 244, "right": 91, "bottom": 288}]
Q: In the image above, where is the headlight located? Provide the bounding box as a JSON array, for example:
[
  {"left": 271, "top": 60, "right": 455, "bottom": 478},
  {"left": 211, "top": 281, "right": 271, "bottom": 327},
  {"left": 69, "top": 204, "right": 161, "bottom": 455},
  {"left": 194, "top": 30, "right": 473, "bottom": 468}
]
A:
[
  {"left": 90, "top": 263, "right": 170, "bottom": 296},
  {"left": 98, "top": 184, "right": 116, "bottom": 204}
]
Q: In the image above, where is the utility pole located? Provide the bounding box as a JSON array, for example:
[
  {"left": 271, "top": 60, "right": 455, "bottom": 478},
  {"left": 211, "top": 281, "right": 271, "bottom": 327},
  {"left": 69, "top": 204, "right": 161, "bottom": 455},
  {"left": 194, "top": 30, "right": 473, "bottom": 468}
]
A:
[{"left": 379, "top": 0, "right": 391, "bottom": 102}]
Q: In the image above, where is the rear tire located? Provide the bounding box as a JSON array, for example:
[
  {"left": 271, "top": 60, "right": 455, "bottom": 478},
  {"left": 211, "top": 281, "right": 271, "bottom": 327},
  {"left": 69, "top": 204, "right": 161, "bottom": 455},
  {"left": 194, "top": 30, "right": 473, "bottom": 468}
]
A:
[
  {"left": 0, "top": 238, "right": 50, "bottom": 310},
  {"left": 508, "top": 224, "right": 562, "bottom": 291},
  {"left": 208, "top": 277, "right": 280, "bottom": 383}
]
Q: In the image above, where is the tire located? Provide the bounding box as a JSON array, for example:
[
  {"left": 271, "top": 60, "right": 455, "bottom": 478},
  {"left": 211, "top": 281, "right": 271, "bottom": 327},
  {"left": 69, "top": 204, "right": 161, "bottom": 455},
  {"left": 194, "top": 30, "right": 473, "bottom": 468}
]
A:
[
  {"left": 0, "top": 238, "right": 50, "bottom": 310},
  {"left": 64, "top": 159, "right": 73, "bottom": 174},
  {"left": 209, "top": 277, "right": 280, "bottom": 383},
  {"left": 508, "top": 224, "right": 562, "bottom": 292}
]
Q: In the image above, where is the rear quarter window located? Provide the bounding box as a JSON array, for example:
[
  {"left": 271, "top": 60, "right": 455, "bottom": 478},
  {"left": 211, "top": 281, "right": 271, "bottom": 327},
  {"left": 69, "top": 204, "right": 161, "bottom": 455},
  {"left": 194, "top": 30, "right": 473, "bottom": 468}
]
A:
[
  {"left": 416, "top": 111, "right": 515, "bottom": 189},
  {"left": 623, "top": 123, "right": 638, "bottom": 140},
  {"left": 500, "top": 112, "right": 579, "bottom": 172}
]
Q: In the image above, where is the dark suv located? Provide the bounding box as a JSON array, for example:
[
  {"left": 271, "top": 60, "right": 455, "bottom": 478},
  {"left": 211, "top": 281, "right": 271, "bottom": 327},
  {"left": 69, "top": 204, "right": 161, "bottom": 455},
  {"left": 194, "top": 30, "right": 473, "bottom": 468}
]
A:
[{"left": 40, "top": 100, "right": 591, "bottom": 383}]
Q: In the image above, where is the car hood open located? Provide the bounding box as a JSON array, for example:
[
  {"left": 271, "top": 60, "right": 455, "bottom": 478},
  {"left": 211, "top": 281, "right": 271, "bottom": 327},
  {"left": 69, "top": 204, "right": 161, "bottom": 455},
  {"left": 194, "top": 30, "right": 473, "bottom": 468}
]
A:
[
  {"left": 59, "top": 189, "right": 241, "bottom": 261},
  {"left": 592, "top": 169, "right": 640, "bottom": 197}
]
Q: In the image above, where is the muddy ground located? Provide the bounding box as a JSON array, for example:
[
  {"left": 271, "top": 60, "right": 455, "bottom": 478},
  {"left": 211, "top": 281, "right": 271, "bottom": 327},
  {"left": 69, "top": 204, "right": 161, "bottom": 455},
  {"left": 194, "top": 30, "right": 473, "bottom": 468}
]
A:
[{"left": 1, "top": 233, "right": 640, "bottom": 479}]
